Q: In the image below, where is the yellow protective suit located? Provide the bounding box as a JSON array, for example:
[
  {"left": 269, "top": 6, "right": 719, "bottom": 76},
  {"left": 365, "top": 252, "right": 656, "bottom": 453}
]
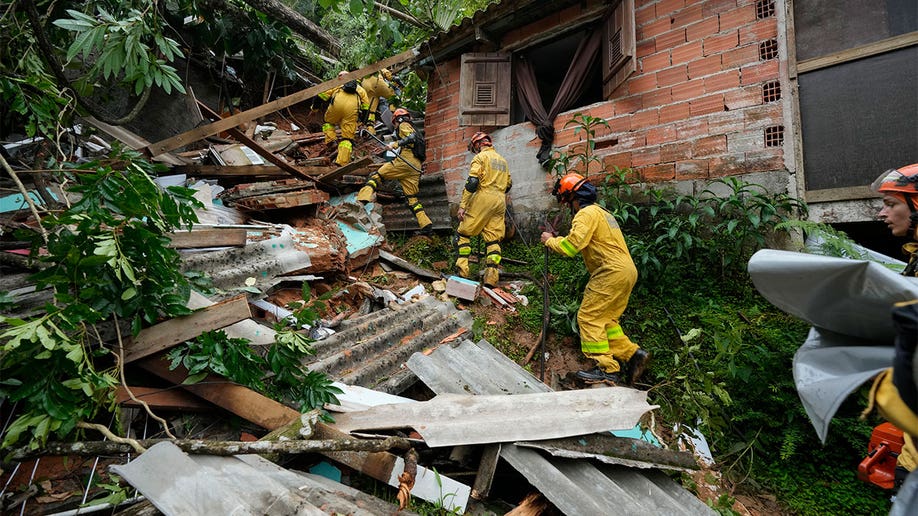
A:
[
  {"left": 361, "top": 73, "right": 396, "bottom": 135},
  {"left": 544, "top": 204, "right": 641, "bottom": 374},
  {"left": 456, "top": 145, "right": 511, "bottom": 287},
  {"left": 319, "top": 83, "right": 369, "bottom": 165},
  {"left": 356, "top": 121, "right": 432, "bottom": 231}
]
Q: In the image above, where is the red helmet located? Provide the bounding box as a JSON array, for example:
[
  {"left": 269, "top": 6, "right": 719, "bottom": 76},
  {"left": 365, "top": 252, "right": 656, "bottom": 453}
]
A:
[
  {"left": 872, "top": 164, "right": 918, "bottom": 195},
  {"left": 553, "top": 173, "right": 588, "bottom": 203},
  {"left": 467, "top": 131, "right": 492, "bottom": 153},
  {"left": 392, "top": 108, "right": 410, "bottom": 122}
]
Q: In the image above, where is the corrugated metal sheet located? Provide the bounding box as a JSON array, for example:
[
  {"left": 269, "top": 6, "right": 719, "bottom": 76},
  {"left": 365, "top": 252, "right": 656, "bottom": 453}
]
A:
[
  {"left": 302, "top": 295, "right": 473, "bottom": 393},
  {"left": 380, "top": 172, "right": 452, "bottom": 232},
  {"left": 407, "top": 338, "right": 716, "bottom": 516}
]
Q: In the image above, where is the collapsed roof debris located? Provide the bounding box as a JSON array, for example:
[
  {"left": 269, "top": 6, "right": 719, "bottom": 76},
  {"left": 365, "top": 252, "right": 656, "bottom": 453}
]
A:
[{"left": 0, "top": 54, "right": 714, "bottom": 516}]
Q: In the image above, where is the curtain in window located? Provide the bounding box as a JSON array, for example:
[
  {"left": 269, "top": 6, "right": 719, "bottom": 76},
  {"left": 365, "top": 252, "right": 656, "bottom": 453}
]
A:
[{"left": 515, "top": 29, "right": 603, "bottom": 166}]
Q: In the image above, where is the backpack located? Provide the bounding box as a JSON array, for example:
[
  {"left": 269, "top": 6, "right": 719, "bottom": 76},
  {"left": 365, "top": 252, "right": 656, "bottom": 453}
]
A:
[
  {"left": 341, "top": 80, "right": 358, "bottom": 94},
  {"left": 409, "top": 124, "right": 426, "bottom": 162}
]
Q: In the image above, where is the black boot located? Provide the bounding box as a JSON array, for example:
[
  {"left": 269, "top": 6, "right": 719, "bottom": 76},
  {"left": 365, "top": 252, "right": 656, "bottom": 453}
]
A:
[
  {"left": 417, "top": 224, "right": 433, "bottom": 236},
  {"left": 575, "top": 368, "right": 623, "bottom": 385},
  {"left": 626, "top": 349, "right": 651, "bottom": 384}
]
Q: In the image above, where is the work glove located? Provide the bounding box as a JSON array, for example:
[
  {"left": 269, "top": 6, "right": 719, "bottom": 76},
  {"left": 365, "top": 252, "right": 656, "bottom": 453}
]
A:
[{"left": 387, "top": 141, "right": 398, "bottom": 150}]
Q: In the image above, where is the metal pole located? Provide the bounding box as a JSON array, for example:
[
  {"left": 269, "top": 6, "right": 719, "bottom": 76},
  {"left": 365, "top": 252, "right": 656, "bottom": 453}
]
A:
[{"left": 360, "top": 129, "right": 424, "bottom": 175}]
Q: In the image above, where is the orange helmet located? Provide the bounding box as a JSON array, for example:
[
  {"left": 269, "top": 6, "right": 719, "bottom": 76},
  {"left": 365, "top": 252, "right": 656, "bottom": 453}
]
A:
[
  {"left": 468, "top": 132, "right": 491, "bottom": 153},
  {"left": 553, "top": 173, "right": 586, "bottom": 202},
  {"left": 872, "top": 164, "right": 918, "bottom": 196},
  {"left": 392, "top": 108, "right": 410, "bottom": 123}
]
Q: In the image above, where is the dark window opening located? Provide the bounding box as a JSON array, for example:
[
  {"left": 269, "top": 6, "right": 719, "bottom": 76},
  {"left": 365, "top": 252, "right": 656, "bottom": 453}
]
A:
[
  {"left": 762, "top": 80, "right": 781, "bottom": 102},
  {"left": 756, "top": 0, "right": 776, "bottom": 19},
  {"left": 510, "top": 28, "right": 603, "bottom": 125},
  {"left": 759, "top": 39, "right": 779, "bottom": 60},
  {"left": 834, "top": 221, "right": 907, "bottom": 261},
  {"left": 765, "top": 125, "right": 784, "bottom": 147}
]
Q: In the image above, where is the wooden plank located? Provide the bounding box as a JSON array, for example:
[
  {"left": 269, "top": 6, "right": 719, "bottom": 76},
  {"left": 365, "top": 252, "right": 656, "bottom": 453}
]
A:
[
  {"left": 136, "top": 355, "right": 301, "bottom": 430},
  {"left": 145, "top": 49, "right": 418, "bottom": 156},
  {"left": 804, "top": 185, "right": 874, "bottom": 203},
  {"left": 123, "top": 295, "right": 252, "bottom": 363},
  {"left": 115, "top": 386, "right": 212, "bottom": 411},
  {"left": 315, "top": 156, "right": 373, "bottom": 183},
  {"left": 167, "top": 228, "right": 248, "bottom": 249},
  {"left": 174, "top": 164, "right": 335, "bottom": 178},
  {"left": 196, "top": 100, "right": 311, "bottom": 181},
  {"left": 797, "top": 32, "right": 918, "bottom": 74}
]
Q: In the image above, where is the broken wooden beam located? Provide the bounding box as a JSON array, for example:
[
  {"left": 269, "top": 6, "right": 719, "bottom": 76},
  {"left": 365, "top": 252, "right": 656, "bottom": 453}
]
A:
[
  {"left": 145, "top": 49, "right": 418, "bottom": 157},
  {"left": 167, "top": 228, "right": 248, "bottom": 249},
  {"left": 123, "top": 295, "right": 252, "bottom": 364},
  {"left": 115, "top": 386, "right": 212, "bottom": 411},
  {"left": 315, "top": 156, "right": 373, "bottom": 184}
]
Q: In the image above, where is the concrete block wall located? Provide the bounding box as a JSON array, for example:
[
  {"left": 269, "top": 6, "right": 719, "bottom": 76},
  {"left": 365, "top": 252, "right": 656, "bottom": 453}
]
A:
[{"left": 423, "top": 0, "right": 788, "bottom": 219}]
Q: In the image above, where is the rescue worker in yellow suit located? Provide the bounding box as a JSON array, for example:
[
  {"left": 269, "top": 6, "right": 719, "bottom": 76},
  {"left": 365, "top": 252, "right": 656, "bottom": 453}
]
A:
[
  {"left": 866, "top": 163, "right": 918, "bottom": 494},
  {"left": 360, "top": 68, "right": 402, "bottom": 136},
  {"left": 356, "top": 108, "right": 433, "bottom": 235},
  {"left": 540, "top": 173, "right": 650, "bottom": 385},
  {"left": 318, "top": 71, "right": 370, "bottom": 166},
  {"left": 455, "top": 132, "right": 511, "bottom": 288}
]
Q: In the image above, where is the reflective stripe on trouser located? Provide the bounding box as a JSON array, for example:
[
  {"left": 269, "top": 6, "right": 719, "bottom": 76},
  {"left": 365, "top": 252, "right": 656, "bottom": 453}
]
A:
[
  {"left": 408, "top": 197, "right": 432, "bottom": 229},
  {"left": 356, "top": 173, "right": 382, "bottom": 202},
  {"left": 578, "top": 268, "right": 638, "bottom": 373},
  {"left": 455, "top": 238, "right": 472, "bottom": 278},
  {"left": 483, "top": 241, "right": 501, "bottom": 287},
  {"left": 335, "top": 139, "right": 353, "bottom": 165},
  {"left": 322, "top": 123, "right": 336, "bottom": 143}
]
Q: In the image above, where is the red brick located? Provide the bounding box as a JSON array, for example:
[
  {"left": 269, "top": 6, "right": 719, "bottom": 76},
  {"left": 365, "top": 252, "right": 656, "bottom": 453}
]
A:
[
  {"left": 608, "top": 114, "right": 632, "bottom": 133},
  {"left": 657, "top": 0, "right": 687, "bottom": 16},
  {"left": 676, "top": 118, "right": 710, "bottom": 139},
  {"left": 704, "top": 69, "right": 740, "bottom": 93},
  {"left": 657, "top": 28, "right": 688, "bottom": 50},
  {"left": 689, "top": 93, "right": 724, "bottom": 116},
  {"left": 642, "top": 51, "right": 672, "bottom": 72},
  {"left": 660, "top": 101, "right": 691, "bottom": 123},
  {"left": 686, "top": 17, "right": 720, "bottom": 41},
  {"left": 744, "top": 149, "right": 785, "bottom": 173},
  {"left": 703, "top": 0, "right": 738, "bottom": 17},
  {"left": 739, "top": 18, "right": 778, "bottom": 45},
  {"left": 558, "top": 4, "right": 586, "bottom": 26},
  {"left": 676, "top": 159, "right": 710, "bottom": 179},
  {"left": 693, "top": 134, "right": 727, "bottom": 156},
  {"left": 703, "top": 31, "right": 739, "bottom": 55},
  {"left": 633, "top": 145, "right": 662, "bottom": 166},
  {"left": 632, "top": 109, "right": 660, "bottom": 129},
  {"left": 724, "top": 85, "right": 763, "bottom": 109},
  {"left": 718, "top": 4, "right": 756, "bottom": 32},
  {"left": 661, "top": 141, "right": 693, "bottom": 162},
  {"left": 636, "top": 3, "right": 658, "bottom": 26},
  {"left": 688, "top": 54, "right": 723, "bottom": 78},
  {"left": 721, "top": 44, "right": 760, "bottom": 68},
  {"left": 644, "top": 87, "right": 674, "bottom": 107},
  {"left": 641, "top": 163, "right": 676, "bottom": 181},
  {"left": 706, "top": 113, "right": 745, "bottom": 135},
  {"left": 586, "top": 102, "right": 615, "bottom": 121},
  {"left": 642, "top": 17, "right": 674, "bottom": 39},
  {"left": 672, "top": 4, "right": 704, "bottom": 29},
  {"left": 618, "top": 132, "right": 647, "bottom": 149},
  {"left": 671, "top": 78, "right": 705, "bottom": 101},
  {"left": 740, "top": 60, "right": 779, "bottom": 85},
  {"left": 708, "top": 154, "right": 747, "bottom": 177},
  {"left": 637, "top": 39, "right": 657, "bottom": 58},
  {"left": 743, "top": 103, "right": 783, "bottom": 129},
  {"left": 603, "top": 152, "right": 633, "bottom": 170},
  {"left": 657, "top": 65, "right": 688, "bottom": 87},
  {"left": 647, "top": 124, "right": 679, "bottom": 145},
  {"left": 629, "top": 73, "right": 658, "bottom": 94},
  {"left": 615, "top": 94, "right": 644, "bottom": 115},
  {"left": 671, "top": 41, "right": 704, "bottom": 65}
]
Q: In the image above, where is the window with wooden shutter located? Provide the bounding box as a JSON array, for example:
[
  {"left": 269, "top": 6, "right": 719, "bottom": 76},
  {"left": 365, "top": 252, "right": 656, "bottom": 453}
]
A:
[
  {"left": 459, "top": 53, "right": 511, "bottom": 126},
  {"left": 603, "top": 0, "right": 636, "bottom": 98}
]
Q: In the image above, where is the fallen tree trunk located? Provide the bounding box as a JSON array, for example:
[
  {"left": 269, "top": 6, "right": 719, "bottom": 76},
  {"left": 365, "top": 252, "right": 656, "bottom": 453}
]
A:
[{"left": 3, "top": 436, "right": 411, "bottom": 463}]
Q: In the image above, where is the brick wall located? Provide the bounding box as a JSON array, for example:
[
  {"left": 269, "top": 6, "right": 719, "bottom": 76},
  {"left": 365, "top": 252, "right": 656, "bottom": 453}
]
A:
[{"left": 424, "top": 0, "right": 786, "bottom": 205}]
